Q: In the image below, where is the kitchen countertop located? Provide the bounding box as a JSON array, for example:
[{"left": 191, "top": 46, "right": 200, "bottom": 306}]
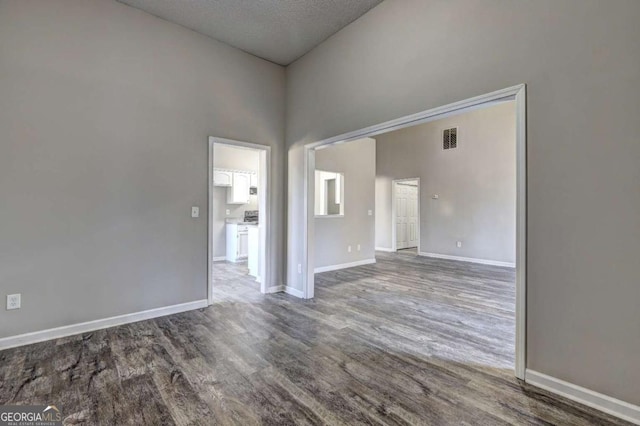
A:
[{"left": 226, "top": 220, "right": 258, "bottom": 226}]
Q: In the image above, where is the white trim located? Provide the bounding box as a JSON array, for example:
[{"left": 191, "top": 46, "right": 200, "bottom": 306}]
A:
[
  {"left": 266, "top": 285, "right": 285, "bottom": 294},
  {"left": 375, "top": 247, "right": 396, "bottom": 252},
  {"left": 212, "top": 256, "right": 226, "bottom": 262},
  {"left": 514, "top": 85, "right": 527, "bottom": 380},
  {"left": 0, "top": 300, "right": 207, "bottom": 351},
  {"left": 525, "top": 370, "right": 640, "bottom": 425},
  {"left": 314, "top": 258, "right": 376, "bottom": 273},
  {"left": 208, "top": 137, "right": 272, "bottom": 304},
  {"left": 391, "top": 177, "right": 420, "bottom": 252},
  {"left": 304, "top": 147, "right": 315, "bottom": 299},
  {"left": 300, "top": 84, "right": 527, "bottom": 379},
  {"left": 418, "top": 252, "right": 515, "bottom": 268},
  {"left": 285, "top": 286, "right": 305, "bottom": 298}
]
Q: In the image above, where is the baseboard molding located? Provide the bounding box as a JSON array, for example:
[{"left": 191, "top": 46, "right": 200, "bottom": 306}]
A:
[
  {"left": 0, "top": 299, "right": 208, "bottom": 351},
  {"left": 284, "top": 286, "right": 305, "bottom": 298},
  {"left": 266, "top": 285, "right": 285, "bottom": 294},
  {"left": 418, "top": 252, "right": 515, "bottom": 268},
  {"left": 375, "top": 247, "right": 395, "bottom": 253},
  {"left": 526, "top": 370, "right": 640, "bottom": 425},
  {"left": 212, "top": 256, "right": 226, "bottom": 262},
  {"left": 314, "top": 258, "right": 376, "bottom": 273}
]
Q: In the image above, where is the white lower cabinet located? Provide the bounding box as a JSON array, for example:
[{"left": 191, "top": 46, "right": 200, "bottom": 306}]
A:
[{"left": 226, "top": 224, "right": 249, "bottom": 262}]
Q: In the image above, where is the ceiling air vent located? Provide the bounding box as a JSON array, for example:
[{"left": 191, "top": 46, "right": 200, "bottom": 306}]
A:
[{"left": 443, "top": 127, "right": 458, "bottom": 150}]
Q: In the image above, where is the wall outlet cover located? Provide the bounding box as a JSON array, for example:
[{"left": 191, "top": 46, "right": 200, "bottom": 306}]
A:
[{"left": 7, "top": 294, "right": 21, "bottom": 310}]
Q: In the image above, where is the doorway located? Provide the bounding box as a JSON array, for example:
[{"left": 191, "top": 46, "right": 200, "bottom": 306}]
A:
[
  {"left": 300, "top": 84, "right": 526, "bottom": 379},
  {"left": 392, "top": 178, "right": 420, "bottom": 252},
  {"left": 208, "top": 137, "right": 272, "bottom": 304}
]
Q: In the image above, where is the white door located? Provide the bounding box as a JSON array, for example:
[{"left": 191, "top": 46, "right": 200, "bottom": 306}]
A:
[
  {"left": 238, "top": 231, "right": 249, "bottom": 258},
  {"left": 406, "top": 185, "right": 418, "bottom": 248},
  {"left": 396, "top": 183, "right": 418, "bottom": 249}
]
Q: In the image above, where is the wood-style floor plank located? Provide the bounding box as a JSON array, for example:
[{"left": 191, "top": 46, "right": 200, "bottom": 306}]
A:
[{"left": 0, "top": 253, "right": 632, "bottom": 425}]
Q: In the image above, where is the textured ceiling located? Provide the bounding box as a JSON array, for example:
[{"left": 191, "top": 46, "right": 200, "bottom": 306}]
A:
[{"left": 117, "top": 0, "right": 383, "bottom": 65}]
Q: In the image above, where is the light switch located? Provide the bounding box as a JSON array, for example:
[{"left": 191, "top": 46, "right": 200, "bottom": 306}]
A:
[
  {"left": 432, "top": 194, "right": 439, "bottom": 199},
  {"left": 191, "top": 206, "right": 199, "bottom": 218}
]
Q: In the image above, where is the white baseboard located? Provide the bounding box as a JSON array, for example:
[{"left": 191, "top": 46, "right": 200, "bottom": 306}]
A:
[
  {"left": 266, "top": 285, "right": 285, "bottom": 294},
  {"left": 526, "top": 370, "right": 640, "bottom": 425},
  {"left": 284, "top": 286, "right": 305, "bottom": 298},
  {"left": 0, "top": 299, "right": 208, "bottom": 351},
  {"left": 314, "top": 258, "right": 376, "bottom": 273},
  {"left": 418, "top": 252, "right": 515, "bottom": 268},
  {"left": 212, "top": 256, "right": 226, "bottom": 262},
  {"left": 375, "top": 247, "right": 395, "bottom": 252}
]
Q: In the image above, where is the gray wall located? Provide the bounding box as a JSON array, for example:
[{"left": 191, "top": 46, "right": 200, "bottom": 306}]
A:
[
  {"left": 212, "top": 144, "right": 259, "bottom": 258},
  {"left": 286, "top": 0, "right": 640, "bottom": 405},
  {"left": 375, "top": 102, "right": 516, "bottom": 264},
  {"left": 0, "top": 0, "right": 285, "bottom": 338},
  {"left": 315, "top": 138, "right": 376, "bottom": 269}
]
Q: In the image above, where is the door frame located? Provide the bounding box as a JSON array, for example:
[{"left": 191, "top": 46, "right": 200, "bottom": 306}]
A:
[
  {"left": 301, "top": 84, "right": 526, "bottom": 379},
  {"left": 391, "top": 178, "right": 421, "bottom": 252},
  {"left": 208, "top": 136, "right": 272, "bottom": 304}
]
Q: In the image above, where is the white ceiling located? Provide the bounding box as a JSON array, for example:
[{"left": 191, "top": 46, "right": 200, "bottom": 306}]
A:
[{"left": 117, "top": 0, "right": 383, "bottom": 66}]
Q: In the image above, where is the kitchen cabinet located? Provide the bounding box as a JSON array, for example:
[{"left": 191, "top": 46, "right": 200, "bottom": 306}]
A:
[
  {"left": 226, "top": 224, "right": 249, "bottom": 262},
  {"left": 213, "top": 169, "right": 233, "bottom": 187},
  {"left": 227, "top": 172, "right": 250, "bottom": 204}
]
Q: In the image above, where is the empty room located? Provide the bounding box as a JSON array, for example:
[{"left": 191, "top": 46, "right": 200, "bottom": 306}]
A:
[
  {"left": 310, "top": 99, "right": 518, "bottom": 380},
  {"left": 1, "top": 0, "right": 639, "bottom": 425}
]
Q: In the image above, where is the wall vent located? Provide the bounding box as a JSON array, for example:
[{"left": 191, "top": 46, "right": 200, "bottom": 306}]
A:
[{"left": 443, "top": 127, "right": 458, "bottom": 150}]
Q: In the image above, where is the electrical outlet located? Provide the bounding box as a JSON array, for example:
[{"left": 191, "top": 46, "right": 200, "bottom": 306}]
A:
[
  {"left": 226, "top": 209, "right": 230, "bottom": 216},
  {"left": 456, "top": 241, "right": 462, "bottom": 248},
  {"left": 367, "top": 210, "right": 373, "bottom": 216},
  {"left": 357, "top": 244, "right": 361, "bottom": 251},
  {"left": 7, "top": 294, "right": 20, "bottom": 310},
  {"left": 191, "top": 206, "right": 199, "bottom": 218},
  {"left": 348, "top": 245, "right": 352, "bottom": 253},
  {"left": 297, "top": 264, "right": 302, "bottom": 274}
]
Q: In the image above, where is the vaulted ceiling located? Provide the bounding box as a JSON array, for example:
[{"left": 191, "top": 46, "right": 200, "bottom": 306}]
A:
[{"left": 117, "top": 0, "right": 383, "bottom": 65}]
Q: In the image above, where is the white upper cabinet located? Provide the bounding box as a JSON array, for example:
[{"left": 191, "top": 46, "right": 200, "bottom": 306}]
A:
[
  {"left": 227, "top": 172, "right": 250, "bottom": 204},
  {"left": 213, "top": 169, "right": 233, "bottom": 187}
]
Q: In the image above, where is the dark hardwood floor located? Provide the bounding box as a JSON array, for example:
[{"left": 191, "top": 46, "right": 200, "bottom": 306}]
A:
[{"left": 0, "top": 253, "right": 631, "bottom": 425}]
